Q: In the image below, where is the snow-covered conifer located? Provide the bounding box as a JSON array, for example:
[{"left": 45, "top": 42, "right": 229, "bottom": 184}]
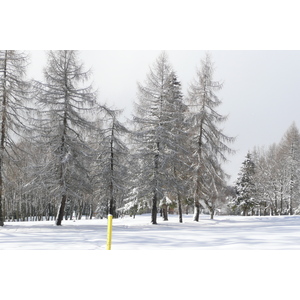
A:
[
  {"left": 233, "top": 152, "right": 256, "bottom": 216},
  {"left": 91, "top": 111, "right": 129, "bottom": 218},
  {"left": 164, "top": 71, "right": 190, "bottom": 222},
  {"left": 278, "top": 122, "right": 300, "bottom": 215},
  {"left": 132, "top": 51, "right": 188, "bottom": 224},
  {"left": 0, "top": 50, "right": 31, "bottom": 226},
  {"left": 187, "top": 52, "right": 234, "bottom": 221},
  {"left": 32, "top": 50, "right": 97, "bottom": 226},
  {"left": 248, "top": 123, "right": 300, "bottom": 216}
]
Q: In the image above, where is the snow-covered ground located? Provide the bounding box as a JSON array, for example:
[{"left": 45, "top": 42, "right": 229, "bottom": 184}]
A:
[
  {"left": 2, "top": 213, "right": 300, "bottom": 250},
  {"left": 2, "top": 214, "right": 300, "bottom": 299}
]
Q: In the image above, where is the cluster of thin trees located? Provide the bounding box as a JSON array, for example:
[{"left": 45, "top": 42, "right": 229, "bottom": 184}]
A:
[
  {"left": 0, "top": 50, "right": 234, "bottom": 226},
  {"left": 230, "top": 123, "right": 300, "bottom": 216}
]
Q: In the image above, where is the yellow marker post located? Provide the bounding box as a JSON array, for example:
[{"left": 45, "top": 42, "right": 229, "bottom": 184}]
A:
[{"left": 106, "top": 214, "right": 113, "bottom": 250}]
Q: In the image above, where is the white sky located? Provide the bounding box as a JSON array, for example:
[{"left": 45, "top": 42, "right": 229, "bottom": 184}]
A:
[
  {"left": 26, "top": 50, "right": 300, "bottom": 184},
  {"left": 4, "top": 0, "right": 300, "bottom": 185}
]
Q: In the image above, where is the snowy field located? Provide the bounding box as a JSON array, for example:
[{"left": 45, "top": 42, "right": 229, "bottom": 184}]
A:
[
  {"left": 2, "top": 213, "right": 300, "bottom": 250},
  {"left": 2, "top": 214, "right": 300, "bottom": 299}
]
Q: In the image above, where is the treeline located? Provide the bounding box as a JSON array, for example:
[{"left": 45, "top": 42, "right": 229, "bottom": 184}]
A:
[
  {"left": 0, "top": 50, "right": 234, "bottom": 226},
  {"left": 229, "top": 122, "right": 300, "bottom": 216}
]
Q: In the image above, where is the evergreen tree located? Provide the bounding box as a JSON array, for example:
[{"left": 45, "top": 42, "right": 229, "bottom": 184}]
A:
[
  {"left": 33, "top": 50, "right": 97, "bottom": 226},
  {"left": 233, "top": 152, "right": 256, "bottom": 216},
  {"left": 278, "top": 122, "right": 300, "bottom": 215},
  {"left": 247, "top": 123, "right": 300, "bottom": 216},
  {"left": 164, "top": 72, "right": 189, "bottom": 222},
  {"left": 252, "top": 144, "right": 284, "bottom": 216},
  {"left": 132, "top": 51, "right": 181, "bottom": 224},
  {"left": 91, "top": 111, "right": 129, "bottom": 218},
  {"left": 187, "top": 52, "right": 234, "bottom": 221},
  {"left": 0, "top": 50, "right": 31, "bottom": 226}
]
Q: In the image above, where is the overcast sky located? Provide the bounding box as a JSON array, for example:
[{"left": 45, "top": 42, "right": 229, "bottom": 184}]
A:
[
  {"left": 6, "top": 0, "right": 300, "bottom": 186},
  {"left": 26, "top": 50, "right": 300, "bottom": 184}
]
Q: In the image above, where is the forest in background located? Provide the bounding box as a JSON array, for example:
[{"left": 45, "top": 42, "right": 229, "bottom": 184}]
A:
[
  {"left": 0, "top": 50, "right": 298, "bottom": 227},
  {"left": 230, "top": 122, "right": 300, "bottom": 217}
]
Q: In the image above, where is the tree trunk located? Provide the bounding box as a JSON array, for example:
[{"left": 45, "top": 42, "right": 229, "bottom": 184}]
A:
[
  {"left": 210, "top": 209, "right": 214, "bottom": 219},
  {"left": 193, "top": 116, "right": 204, "bottom": 223},
  {"left": 45, "top": 203, "right": 50, "bottom": 221},
  {"left": 56, "top": 194, "right": 67, "bottom": 225},
  {"left": 152, "top": 147, "right": 159, "bottom": 225},
  {"left": 151, "top": 191, "right": 158, "bottom": 224},
  {"left": 177, "top": 194, "right": 183, "bottom": 223},
  {"left": 193, "top": 200, "right": 200, "bottom": 221},
  {"left": 56, "top": 70, "right": 69, "bottom": 226},
  {"left": 280, "top": 186, "right": 283, "bottom": 215},
  {"left": 109, "top": 124, "right": 115, "bottom": 217},
  {"left": 77, "top": 202, "right": 83, "bottom": 220},
  {"left": 0, "top": 195, "right": 3, "bottom": 226},
  {"left": 89, "top": 204, "right": 93, "bottom": 219},
  {"left": 274, "top": 195, "right": 278, "bottom": 215},
  {"left": 288, "top": 176, "right": 293, "bottom": 215},
  {"left": 288, "top": 189, "right": 293, "bottom": 215}
]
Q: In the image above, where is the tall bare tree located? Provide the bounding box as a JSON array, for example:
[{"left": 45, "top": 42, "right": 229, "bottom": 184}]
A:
[
  {"left": 243, "top": 123, "right": 300, "bottom": 216},
  {"left": 278, "top": 122, "right": 300, "bottom": 215},
  {"left": 33, "top": 50, "right": 97, "bottom": 226},
  {"left": 91, "top": 111, "right": 129, "bottom": 218},
  {"left": 163, "top": 71, "right": 189, "bottom": 222},
  {"left": 132, "top": 51, "right": 181, "bottom": 224},
  {"left": 0, "top": 50, "right": 31, "bottom": 226},
  {"left": 187, "top": 53, "right": 234, "bottom": 221}
]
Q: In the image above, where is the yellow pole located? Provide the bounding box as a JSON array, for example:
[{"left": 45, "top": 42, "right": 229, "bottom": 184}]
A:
[{"left": 106, "top": 214, "right": 113, "bottom": 250}]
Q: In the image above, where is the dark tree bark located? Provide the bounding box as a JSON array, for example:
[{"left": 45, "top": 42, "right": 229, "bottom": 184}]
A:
[
  {"left": 89, "top": 204, "right": 93, "bottom": 219},
  {"left": 109, "top": 125, "right": 115, "bottom": 217},
  {"left": 151, "top": 191, "right": 158, "bottom": 224},
  {"left": 56, "top": 195, "right": 67, "bottom": 226},
  {"left": 193, "top": 200, "right": 200, "bottom": 222},
  {"left": 193, "top": 120, "right": 204, "bottom": 222},
  {"left": 151, "top": 148, "right": 160, "bottom": 224},
  {"left": 177, "top": 194, "right": 183, "bottom": 223},
  {"left": 0, "top": 178, "right": 3, "bottom": 226}
]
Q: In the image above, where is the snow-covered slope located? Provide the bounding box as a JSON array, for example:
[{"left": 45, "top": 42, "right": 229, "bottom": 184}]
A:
[{"left": 1, "top": 213, "right": 300, "bottom": 250}]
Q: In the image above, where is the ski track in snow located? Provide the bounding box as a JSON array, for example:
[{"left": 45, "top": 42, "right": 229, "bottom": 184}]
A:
[{"left": 1, "top": 214, "right": 300, "bottom": 250}]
